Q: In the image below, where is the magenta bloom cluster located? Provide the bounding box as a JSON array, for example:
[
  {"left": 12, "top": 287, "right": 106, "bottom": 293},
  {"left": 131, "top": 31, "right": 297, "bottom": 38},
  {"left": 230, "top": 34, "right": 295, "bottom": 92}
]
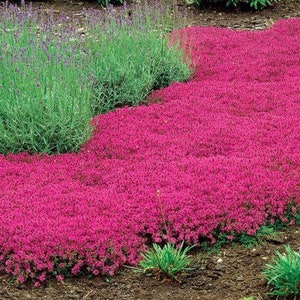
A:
[{"left": 1, "top": 18, "right": 300, "bottom": 284}]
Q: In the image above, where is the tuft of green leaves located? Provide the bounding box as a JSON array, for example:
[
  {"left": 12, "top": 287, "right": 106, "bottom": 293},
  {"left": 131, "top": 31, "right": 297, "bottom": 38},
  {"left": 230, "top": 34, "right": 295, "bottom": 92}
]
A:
[
  {"left": 238, "top": 225, "right": 279, "bottom": 248},
  {"left": 226, "top": 0, "right": 275, "bottom": 9},
  {"left": 200, "top": 224, "right": 280, "bottom": 254},
  {"left": 262, "top": 245, "right": 300, "bottom": 298},
  {"left": 96, "top": 0, "right": 124, "bottom": 6},
  {"left": 136, "top": 242, "right": 195, "bottom": 280},
  {"left": 185, "top": 0, "right": 277, "bottom": 10}
]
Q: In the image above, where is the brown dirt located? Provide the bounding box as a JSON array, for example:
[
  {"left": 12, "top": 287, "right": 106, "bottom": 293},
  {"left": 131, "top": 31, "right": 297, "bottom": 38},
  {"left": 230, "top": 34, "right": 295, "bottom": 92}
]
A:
[
  {"left": 23, "top": 0, "right": 300, "bottom": 30},
  {"left": 1, "top": 1, "right": 300, "bottom": 299}
]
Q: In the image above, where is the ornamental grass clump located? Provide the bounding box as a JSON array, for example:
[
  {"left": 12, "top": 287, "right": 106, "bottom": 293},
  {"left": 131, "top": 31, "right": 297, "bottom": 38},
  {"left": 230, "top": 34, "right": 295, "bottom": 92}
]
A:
[
  {"left": 263, "top": 246, "right": 300, "bottom": 298},
  {"left": 137, "top": 242, "right": 194, "bottom": 280}
]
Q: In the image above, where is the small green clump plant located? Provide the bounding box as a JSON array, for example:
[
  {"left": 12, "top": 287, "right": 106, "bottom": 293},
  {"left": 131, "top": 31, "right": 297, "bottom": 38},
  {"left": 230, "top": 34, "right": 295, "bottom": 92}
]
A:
[
  {"left": 200, "top": 224, "right": 280, "bottom": 254},
  {"left": 262, "top": 245, "right": 300, "bottom": 298},
  {"left": 185, "top": 0, "right": 277, "bottom": 10},
  {"left": 238, "top": 225, "right": 279, "bottom": 248},
  {"left": 136, "top": 242, "right": 195, "bottom": 280},
  {"left": 96, "top": 0, "right": 124, "bottom": 6}
]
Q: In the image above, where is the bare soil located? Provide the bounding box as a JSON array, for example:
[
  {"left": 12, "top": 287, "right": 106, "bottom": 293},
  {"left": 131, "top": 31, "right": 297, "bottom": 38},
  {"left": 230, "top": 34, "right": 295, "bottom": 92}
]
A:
[
  {"left": 1, "top": 1, "right": 300, "bottom": 299},
  {"left": 23, "top": 0, "right": 300, "bottom": 30}
]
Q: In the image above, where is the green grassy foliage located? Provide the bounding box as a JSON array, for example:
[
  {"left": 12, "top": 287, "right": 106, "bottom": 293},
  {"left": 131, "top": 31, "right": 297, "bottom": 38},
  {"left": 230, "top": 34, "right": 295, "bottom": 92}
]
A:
[
  {"left": 0, "top": 2, "right": 191, "bottom": 154},
  {"left": 84, "top": 4, "right": 191, "bottom": 114},
  {"left": 0, "top": 13, "right": 93, "bottom": 154},
  {"left": 263, "top": 246, "right": 300, "bottom": 298},
  {"left": 185, "top": 0, "right": 277, "bottom": 10},
  {"left": 136, "top": 242, "right": 195, "bottom": 280}
]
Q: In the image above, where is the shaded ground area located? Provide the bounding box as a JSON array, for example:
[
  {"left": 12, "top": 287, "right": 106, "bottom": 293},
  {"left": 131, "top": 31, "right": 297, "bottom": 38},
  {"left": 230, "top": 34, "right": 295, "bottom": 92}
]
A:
[
  {"left": 27, "top": 0, "right": 300, "bottom": 30},
  {"left": 0, "top": 1, "right": 300, "bottom": 300}
]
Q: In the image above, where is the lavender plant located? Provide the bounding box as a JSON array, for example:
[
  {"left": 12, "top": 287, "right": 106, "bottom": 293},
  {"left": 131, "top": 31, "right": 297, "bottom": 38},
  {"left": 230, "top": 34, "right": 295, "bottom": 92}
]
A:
[
  {"left": 0, "top": 3, "right": 93, "bottom": 154},
  {"left": 83, "top": 3, "right": 191, "bottom": 114},
  {"left": 0, "top": 1, "right": 191, "bottom": 154}
]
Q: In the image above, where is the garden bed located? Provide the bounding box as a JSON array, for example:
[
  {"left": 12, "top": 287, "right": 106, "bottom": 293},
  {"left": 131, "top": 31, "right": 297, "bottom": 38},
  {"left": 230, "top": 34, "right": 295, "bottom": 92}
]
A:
[{"left": 0, "top": 0, "right": 300, "bottom": 299}]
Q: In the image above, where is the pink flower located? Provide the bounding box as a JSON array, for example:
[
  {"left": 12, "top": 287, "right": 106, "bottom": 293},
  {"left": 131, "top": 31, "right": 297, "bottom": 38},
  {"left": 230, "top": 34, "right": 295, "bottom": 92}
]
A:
[
  {"left": 17, "top": 274, "right": 25, "bottom": 284},
  {"left": 93, "top": 269, "right": 99, "bottom": 276},
  {"left": 37, "top": 272, "right": 46, "bottom": 282},
  {"left": 56, "top": 274, "right": 64, "bottom": 282}
]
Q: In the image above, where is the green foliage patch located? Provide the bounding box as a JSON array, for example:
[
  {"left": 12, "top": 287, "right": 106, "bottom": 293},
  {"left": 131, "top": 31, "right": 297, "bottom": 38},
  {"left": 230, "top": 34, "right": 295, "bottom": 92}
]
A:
[
  {"left": 0, "top": 2, "right": 191, "bottom": 155},
  {"left": 84, "top": 5, "right": 191, "bottom": 114},
  {"left": 185, "top": 0, "right": 277, "bottom": 10},
  {"left": 0, "top": 13, "right": 94, "bottom": 154},
  {"left": 263, "top": 245, "right": 300, "bottom": 297},
  {"left": 135, "top": 242, "right": 195, "bottom": 280}
]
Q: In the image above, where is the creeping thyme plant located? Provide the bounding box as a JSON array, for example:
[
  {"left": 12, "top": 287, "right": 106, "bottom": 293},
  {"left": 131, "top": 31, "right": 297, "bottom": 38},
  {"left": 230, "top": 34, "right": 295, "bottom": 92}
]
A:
[{"left": 0, "top": 0, "right": 299, "bottom": 286}]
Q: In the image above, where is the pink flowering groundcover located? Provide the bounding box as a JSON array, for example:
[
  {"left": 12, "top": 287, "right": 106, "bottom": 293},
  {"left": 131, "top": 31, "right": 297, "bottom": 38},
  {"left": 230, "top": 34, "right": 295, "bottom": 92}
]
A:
[{"left": 0, "top": 18, "right": 300, "bottom": 284}]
